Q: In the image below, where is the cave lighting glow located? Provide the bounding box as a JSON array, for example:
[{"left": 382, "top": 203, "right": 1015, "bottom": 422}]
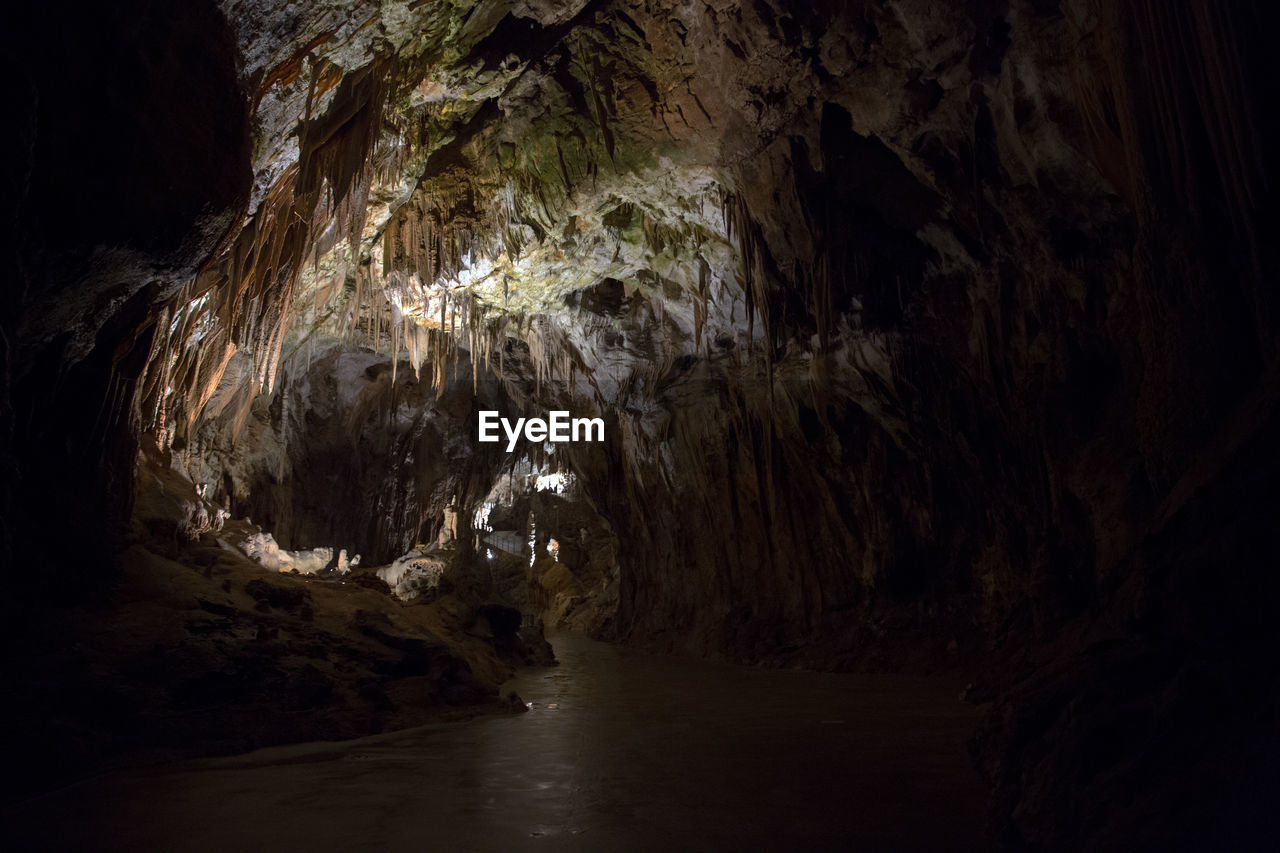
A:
[{"left": 535, "top": 472, "right": 571, "bottom": 493}]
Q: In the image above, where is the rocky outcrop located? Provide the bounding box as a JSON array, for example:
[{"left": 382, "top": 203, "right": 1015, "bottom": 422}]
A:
[{"left": 5, "top": 448, "right": 521, "bottom": 799}]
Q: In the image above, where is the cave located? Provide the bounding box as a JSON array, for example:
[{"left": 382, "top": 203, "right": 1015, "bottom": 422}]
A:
[{"left": 3, "top": 0, "right": 1278, "bottom": 849}]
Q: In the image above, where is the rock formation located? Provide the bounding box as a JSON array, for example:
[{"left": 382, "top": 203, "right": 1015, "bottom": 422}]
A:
[{"left": 4, "top": 0, "right": 1277, "bottom": 847}]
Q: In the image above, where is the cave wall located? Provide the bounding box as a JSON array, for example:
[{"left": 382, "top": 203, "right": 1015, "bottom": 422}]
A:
[
  {"left": 519, "top": 0, "right": 1276, "bottom": 669},
  {"left": 2, "top": 1, "right": 251, "bottom": 603},
  {"left": 542, "top": 2, "right": 1277, "bottom": 844}
]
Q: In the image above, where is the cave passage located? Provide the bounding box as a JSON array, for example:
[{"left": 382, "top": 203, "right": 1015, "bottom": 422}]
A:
[
  {"left": 6, "top": 635, "right": 984, "bottom": 851},
  {"left": 4, "top": 0, "right": 1278, "bottom": 849}
]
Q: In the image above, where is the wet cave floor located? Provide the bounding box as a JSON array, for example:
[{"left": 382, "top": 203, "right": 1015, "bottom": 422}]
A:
[{"left": 7, "top": 634, "right": 986, "bottom": 851}]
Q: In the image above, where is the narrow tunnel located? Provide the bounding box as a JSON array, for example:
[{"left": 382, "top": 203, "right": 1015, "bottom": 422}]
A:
[{"left": 3, "top": 1, "right": 1278, "bottom": 850}]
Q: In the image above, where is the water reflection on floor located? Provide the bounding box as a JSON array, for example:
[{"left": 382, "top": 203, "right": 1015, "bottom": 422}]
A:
[{"left": 10, "top": 635, "right": 986, "bottom": 851}]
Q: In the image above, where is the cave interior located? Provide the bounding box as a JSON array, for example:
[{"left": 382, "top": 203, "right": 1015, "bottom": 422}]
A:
[{"left": 3, "top": 0, "right": 1279, "bottom": 849}]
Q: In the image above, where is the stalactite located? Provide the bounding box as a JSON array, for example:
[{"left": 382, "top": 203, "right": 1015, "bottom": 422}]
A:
[{"left": 131, "top": 54, "right": 413, "bottom": 446}]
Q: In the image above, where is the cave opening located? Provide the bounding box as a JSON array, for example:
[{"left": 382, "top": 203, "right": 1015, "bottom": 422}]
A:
[{"left": 3, "top": 1, "right": 1279, "bottom": 850}]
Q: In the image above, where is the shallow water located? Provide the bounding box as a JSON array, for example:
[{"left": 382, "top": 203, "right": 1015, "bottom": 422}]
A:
[{"left": 8, "top": 635, "right": 986, "bottom": 851}]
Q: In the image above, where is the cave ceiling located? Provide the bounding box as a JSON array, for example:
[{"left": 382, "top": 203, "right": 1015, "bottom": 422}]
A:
[{"left": 133, "top": 0, "right": 1056, "bottom": 443}]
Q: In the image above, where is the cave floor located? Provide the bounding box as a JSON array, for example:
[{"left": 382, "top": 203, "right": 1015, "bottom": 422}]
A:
[{"left": 8, "top": 634, "right": 986, "bottom": 851}]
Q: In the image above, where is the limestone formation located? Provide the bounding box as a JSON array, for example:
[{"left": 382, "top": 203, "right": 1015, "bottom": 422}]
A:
[{"left": 4, "top": 1, "right": 1276, "bottom": 847}]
